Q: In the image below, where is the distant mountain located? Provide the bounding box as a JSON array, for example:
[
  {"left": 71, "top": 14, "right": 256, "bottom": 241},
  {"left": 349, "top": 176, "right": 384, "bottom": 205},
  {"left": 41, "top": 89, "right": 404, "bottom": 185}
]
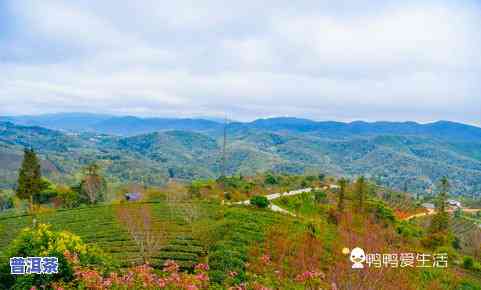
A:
[
  {"left": 0, "top": 113, "right": 113, "bottom": 132},
  {"left": 1, "top": 117, "right": 481, "bottom": 197},
  {"left": 92, "top": 116, "right": 222, "bottom": 135},
  {"left": 4, "top": 113, "right": 481, "bottom": 141},
  {"left": 0, "top": 113, "right": 223, "bottom": 136},
  {"left": 231, "top": 118, "right": 481, "bottom": 142}
]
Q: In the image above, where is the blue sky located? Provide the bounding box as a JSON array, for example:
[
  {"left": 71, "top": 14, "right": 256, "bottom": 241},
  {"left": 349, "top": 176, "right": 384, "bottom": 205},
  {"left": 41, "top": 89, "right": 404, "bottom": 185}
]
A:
[{"left": 0, "top": 0, "right": 480, "bottom": 125}]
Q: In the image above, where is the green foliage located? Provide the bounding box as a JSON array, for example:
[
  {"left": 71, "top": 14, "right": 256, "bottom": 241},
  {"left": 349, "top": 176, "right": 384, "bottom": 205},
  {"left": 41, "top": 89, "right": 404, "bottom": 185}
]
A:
[
  {"left": 436, "top": 176, "right": 450, "bottom": 213},
  {"left": 56, "top": 185, "right": 80, "bottom": 208},
  {"left": 313, "top": 190, "right": 327, "bottom": 204},
  {"left": 264, "top": 173, "right": 279, "bottom": 186},
  {"left": 366, "top": 200, "right": 396, "bottom": 223},
  {"left": 429, "top": 211, "right": 450, "bottom": 234},
  {"left": 421, "top": 231, "right": 452, "bottom": 249},
  {"left": 0, "top": 224, "right": 111, "bottom": 289},
  {"left": 250, "top": 195, "right": 269, "bottom": 208},
  {"left": 463, "top": 256, "right": 474, "bottom": 270},
  {"left": 396, "top": 221, "right": 423, "bottom": 239},
  {"left": 337, "top": 178, "right": 348, "bottom": 212},
  {"left": 354, "top": 176, "right": 367, "bottom": 210},
  {"left": 188, "top": 179, "right": 216, "bottom": 198},
  {"left": 0, "top": 192, "right": 13, "bottom": 211},
  {"left": 33, "top": 178, "right": 58, "bottom": 204},
  {"left": 16, "top": 148, "right": 43, "bottom": 201}
]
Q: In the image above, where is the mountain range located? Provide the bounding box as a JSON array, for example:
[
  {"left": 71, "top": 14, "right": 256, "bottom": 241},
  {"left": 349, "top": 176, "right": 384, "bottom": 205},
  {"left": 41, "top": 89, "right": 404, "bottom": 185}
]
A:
[{"left": 1, "top": 113, "right": 481, "bottom": 197}]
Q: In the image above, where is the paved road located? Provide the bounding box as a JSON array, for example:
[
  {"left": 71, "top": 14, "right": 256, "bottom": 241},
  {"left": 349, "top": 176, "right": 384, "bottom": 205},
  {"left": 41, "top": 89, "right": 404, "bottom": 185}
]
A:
[{"left": 232, "top": 188, "right": 312, "bottom": 216}]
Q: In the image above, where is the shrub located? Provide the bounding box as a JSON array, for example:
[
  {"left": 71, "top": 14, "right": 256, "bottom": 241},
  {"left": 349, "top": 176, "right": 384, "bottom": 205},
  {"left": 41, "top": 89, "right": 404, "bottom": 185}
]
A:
[
  {"left": 250, "top": 196, "right": 269, "bottom": 208},
  {"left": 313, "top": 190, "right": 328, "bottom": 204},
  {"left": 463, "top": 256, "right": 474, "bottom": 270},
  {"left": 367, "top": 201, "right": 396, "bottom": 223},
  {"left": 56, "top": 185, "right": 80, "bottom": 208},
  {"left": 0, "top": 193, "right": 14, "bottom": 211},
  {"left": 0, "top": 224, "right": 112, "bottom": 289}
]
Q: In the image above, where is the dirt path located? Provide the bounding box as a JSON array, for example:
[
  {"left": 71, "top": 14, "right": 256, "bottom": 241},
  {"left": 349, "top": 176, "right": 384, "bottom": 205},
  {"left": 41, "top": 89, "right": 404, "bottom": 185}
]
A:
[{"left": 403, "top": 208, "right": 481, "bottom": 221}]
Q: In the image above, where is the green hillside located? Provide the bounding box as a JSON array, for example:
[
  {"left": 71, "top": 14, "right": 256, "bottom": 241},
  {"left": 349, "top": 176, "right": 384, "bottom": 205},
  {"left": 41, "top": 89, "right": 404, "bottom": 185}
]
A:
[{"left": 1, "top": 120, "right": 481, "bottom": 197}]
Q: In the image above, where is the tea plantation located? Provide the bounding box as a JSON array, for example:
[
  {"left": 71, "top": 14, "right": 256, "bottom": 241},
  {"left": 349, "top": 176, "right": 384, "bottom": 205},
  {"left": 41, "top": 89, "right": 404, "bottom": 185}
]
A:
[
  {"left": 0, "top": 201, "right": 283, "bottom": 274},
  {"left": 0, "top": 202, "right": 213, "bottom": 268}
]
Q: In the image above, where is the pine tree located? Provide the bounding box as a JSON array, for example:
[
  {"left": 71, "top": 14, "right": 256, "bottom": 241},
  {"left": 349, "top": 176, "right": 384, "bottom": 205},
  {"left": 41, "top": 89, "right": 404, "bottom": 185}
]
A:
[
  {"left": 355, "top": 176, "right": 366, "bottom": 211},
  {"left": 429, "top": 176, "right": 451, "bottom": 233},
  {"left": 337, "top": 178, "right": 348, "bottom": 212},
  {"left": 16, "top": 148, "right": 43, "bottom": 207},
  {"left": 438, "top": 176, "right": 450, "bottom": 214}
]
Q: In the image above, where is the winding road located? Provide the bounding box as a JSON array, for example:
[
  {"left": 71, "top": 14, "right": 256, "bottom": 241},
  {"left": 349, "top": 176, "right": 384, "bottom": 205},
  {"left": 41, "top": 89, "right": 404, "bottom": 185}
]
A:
[{"left": 232, "top": 188, "right": 313, "bottom": 216}]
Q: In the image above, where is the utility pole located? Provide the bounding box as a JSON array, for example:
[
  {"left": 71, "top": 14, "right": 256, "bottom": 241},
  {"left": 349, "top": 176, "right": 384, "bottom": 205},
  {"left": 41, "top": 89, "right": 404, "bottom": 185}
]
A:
[{"left": 221, "top": 116, "right": 227, "bottom": 178}]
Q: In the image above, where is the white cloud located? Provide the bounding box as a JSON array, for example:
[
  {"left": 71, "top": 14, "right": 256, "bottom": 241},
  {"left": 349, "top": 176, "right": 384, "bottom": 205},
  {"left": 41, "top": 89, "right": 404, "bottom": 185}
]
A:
[{"left": 0, "top": 0, "right": 480, "bottom": 126}]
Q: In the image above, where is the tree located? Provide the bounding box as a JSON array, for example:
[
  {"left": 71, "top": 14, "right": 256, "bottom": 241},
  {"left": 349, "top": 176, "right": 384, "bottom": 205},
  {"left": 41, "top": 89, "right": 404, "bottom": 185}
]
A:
[
  {"left": 56, "top": 185, "right": 79, "bottom": 208},
  {"left": 337, "top": 178, "right": 348, "bottom": 212},
  {"left": 16, "top": 148, "right": 44, "bottom": 209},
  {"left": 426, "top": 177, "right": 451, "bottom": 242},
  {"left": 354, "top": 176, "right": 367, "bottom": 211},
  {"left": 437, "top": 176, "right": 449, "bottom": 214},
  {"left": 313, "top": 190, "right": 327, "bottom": 204},
  {"left": 0, "top": 192, "right": 14, "bottom": 211},
  {"left": 250, "top": 195, "right": 269, "bottom": 208},
  {"left": 116, "top": 203, "right": 166, "bottom": 264},
  {"left": 318, "top": 173, "right": 326, "bottom": 183},
  {"left": 80, "top": 163, "right": 106, "bottom": 204}
]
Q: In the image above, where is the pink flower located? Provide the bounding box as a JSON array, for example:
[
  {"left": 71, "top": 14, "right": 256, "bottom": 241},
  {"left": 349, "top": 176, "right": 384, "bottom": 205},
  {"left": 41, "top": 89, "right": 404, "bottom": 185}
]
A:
[
  {"left": 163, "top": 260, "right": 180, "bottom": 273},
  {"left": 194, "top": 263, "right": 209, "bottom": 272},
  {"left": 157, "top": 278, "right": 167, "bottom": 288},
  {"left": 187, "top": 285, "right": 199, "bottom": 290},
  {"left": 260, "top": 254, "right": 271, "bottom": 264},
  {"left": 195, "top": 272, "right": 209, "bottom": 282},
  {"left": 229, "top": 271, "right": 238, "bottom": 277},
  {"left": 295, "top": 270, "right": 323, "bottom": 283}
]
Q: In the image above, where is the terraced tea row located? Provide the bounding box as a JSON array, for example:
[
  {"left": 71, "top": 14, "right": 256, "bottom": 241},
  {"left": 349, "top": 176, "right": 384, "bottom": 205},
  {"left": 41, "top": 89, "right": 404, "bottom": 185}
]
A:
[{"left": 0, "top": 202, "right": 210, "bottom": 268}]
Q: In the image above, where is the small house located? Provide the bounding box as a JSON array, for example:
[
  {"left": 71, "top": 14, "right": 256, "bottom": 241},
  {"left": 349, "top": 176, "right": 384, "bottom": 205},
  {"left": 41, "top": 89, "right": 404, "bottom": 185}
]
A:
[
  {"left": 421, "top": 203, "right": 435, "bottom": 210},
  {"left": 125, "top": 192, "right": 142, "bottom": 201},
  {"left": 447, "top": 199, "right": 462, "bottom": 208}
]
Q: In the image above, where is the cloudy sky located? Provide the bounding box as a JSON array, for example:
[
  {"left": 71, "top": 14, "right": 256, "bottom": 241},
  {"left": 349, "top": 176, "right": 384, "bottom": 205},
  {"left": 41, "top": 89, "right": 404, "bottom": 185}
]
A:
[{"left": 0, "top": 0, "right": 480, "bottom": 125}]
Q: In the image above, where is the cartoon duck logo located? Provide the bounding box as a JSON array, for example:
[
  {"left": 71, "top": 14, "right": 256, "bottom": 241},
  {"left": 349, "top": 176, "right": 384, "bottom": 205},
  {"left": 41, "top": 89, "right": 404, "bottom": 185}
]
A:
[{"left": 349, "top": 247, "right": 366, "bottom": 269}]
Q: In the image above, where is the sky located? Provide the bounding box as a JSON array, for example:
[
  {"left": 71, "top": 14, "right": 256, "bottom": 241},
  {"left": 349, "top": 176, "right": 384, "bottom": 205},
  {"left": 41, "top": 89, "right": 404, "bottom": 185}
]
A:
[{"left": 0, "top": 0, "right": 480, "bottom": 125}]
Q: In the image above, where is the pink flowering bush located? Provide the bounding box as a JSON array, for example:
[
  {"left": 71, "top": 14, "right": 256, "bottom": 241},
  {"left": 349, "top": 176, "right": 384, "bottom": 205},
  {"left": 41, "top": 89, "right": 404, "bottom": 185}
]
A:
[{"left": 53, "top": 252, "right": 210, "bottom": 289}]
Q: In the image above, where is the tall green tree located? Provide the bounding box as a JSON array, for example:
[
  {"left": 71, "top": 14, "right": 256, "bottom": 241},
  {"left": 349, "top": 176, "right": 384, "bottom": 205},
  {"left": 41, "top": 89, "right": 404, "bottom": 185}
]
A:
[
  {"left": 437, "top": 176, "right": 450, "bottom": 214},
  {"left": 429, "top": 177, "right": 451, "bottom": 233},
  {"left": 337, "top": 178, "right": 348, "bottom": 212},
  {"left": 16, "top": 148, "right": 43, "bottom": 208},
  {"left": 355, "top": 176, "right": 367, "bottom": 211}
]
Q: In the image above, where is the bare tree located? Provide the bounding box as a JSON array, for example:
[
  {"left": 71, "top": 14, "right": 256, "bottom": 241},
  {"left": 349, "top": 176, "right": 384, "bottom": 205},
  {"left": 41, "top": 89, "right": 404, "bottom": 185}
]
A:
[
  {"left": 116, "top": 203, "right": 166, "bottom": 264},
  {"left": 81, "top": 163, "right": 105, "bottom": 204},
  {"left": 165, "top": 189, "right": 189, "bottom": 219},
  {"left": 180, "top": 202, "right": 201, "bottom": 230}
]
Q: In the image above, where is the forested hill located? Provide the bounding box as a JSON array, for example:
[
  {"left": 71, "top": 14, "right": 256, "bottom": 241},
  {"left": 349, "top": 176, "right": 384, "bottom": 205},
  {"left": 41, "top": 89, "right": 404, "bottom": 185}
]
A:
[
  {"left": 1, "top": 117, "right": 481, "bottom": 196},
  {"left": 2, "top": 113, "right": 481, "bottom": 141}
]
